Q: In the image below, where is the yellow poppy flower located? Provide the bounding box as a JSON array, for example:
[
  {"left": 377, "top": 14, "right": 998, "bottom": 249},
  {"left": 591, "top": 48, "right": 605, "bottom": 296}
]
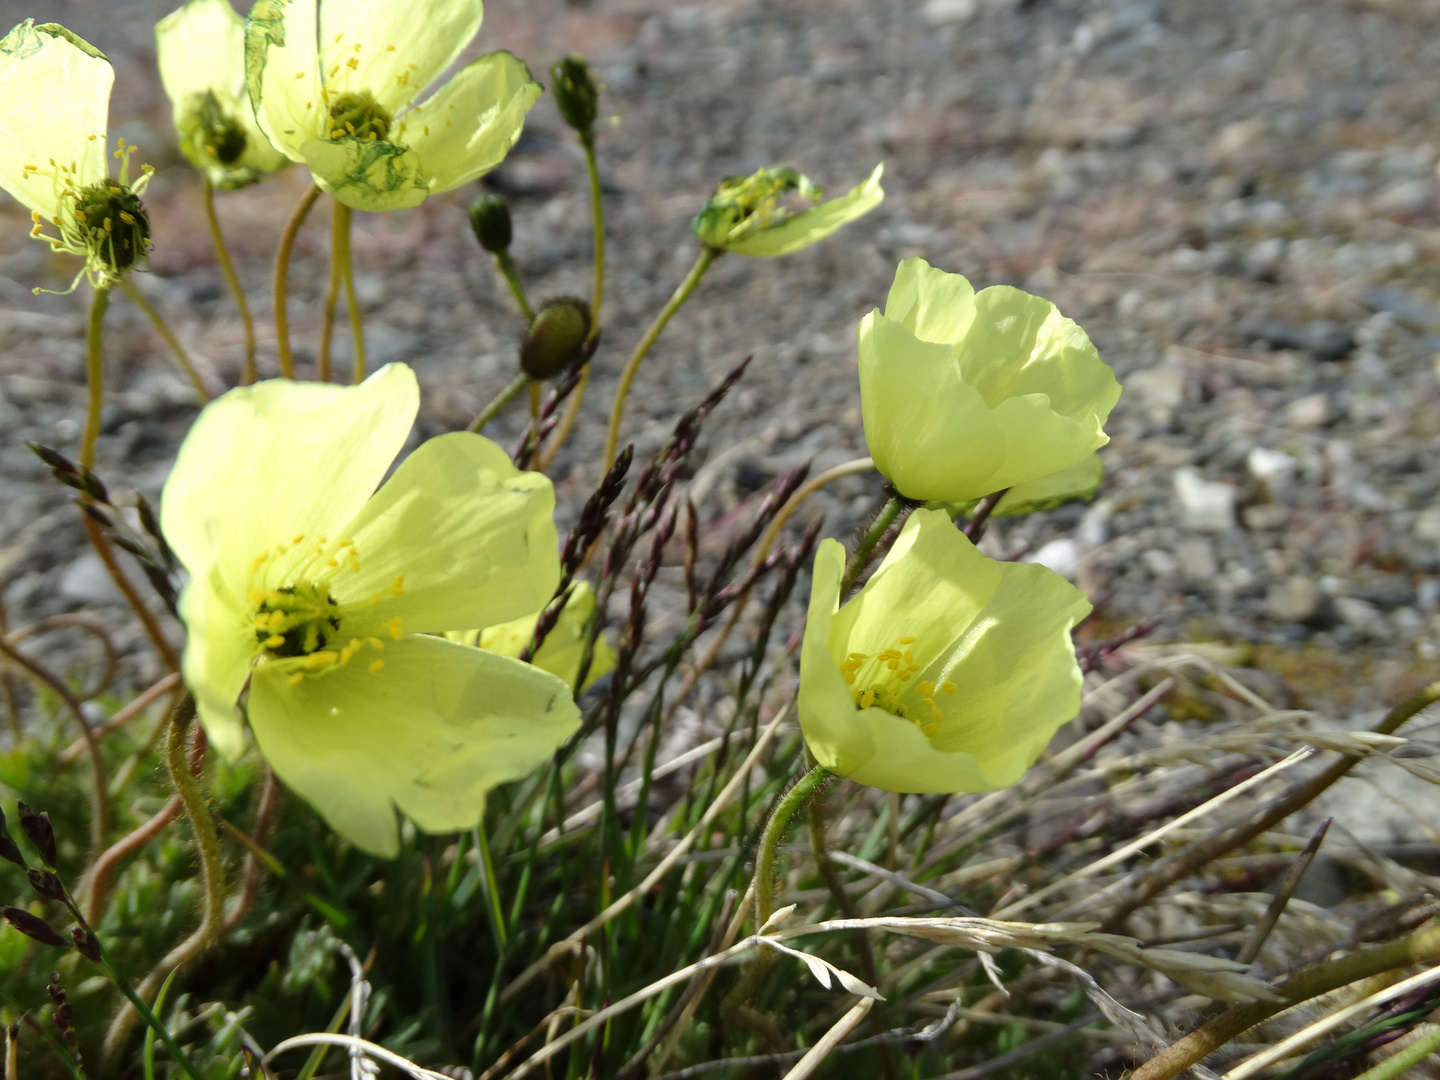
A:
[
  {"left": 449, "top": 581, "right": 616, "bottom": 692},
  {"left": 799, "top": 509, "right": 1091, "bottom": 793},
  {"left": 244, "top": 0, "right": 540, "bottom": 211},
  {"left": 156, "top": 0, "right": 288, "bottom": 189},
  {"left": 940, "top": 454, "right": 1104, "bottom": 520},
  {"left": 692, "top": 163, "right": 883, "bottom": 256},
  {"left": 161, "top": 363, "right": 578, "bottom": 856},
  {"left": 859, "top": 258, "right": 1121, "bottom": 502},
  {"left": 0, "top": 20, "right": 153, "bottom": 289}
]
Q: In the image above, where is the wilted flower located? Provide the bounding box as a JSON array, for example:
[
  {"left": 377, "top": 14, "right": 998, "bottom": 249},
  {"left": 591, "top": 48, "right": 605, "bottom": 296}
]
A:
[
  {"left": 859, "top": 258, "right": 1120, "bottom": 502},
  {"left": 799, "top": 509, "right": 1091, "bottom": 793},
  {"left": 245, "top": 0, "right": 540, "bottom": 211},
  {"left": 451, "top": 581, "right": 616, "bottom": 693},
  {"left": 156, "top": 0, "right": 288, "bottom": 189},
  {"left": 0, "top": 20, "right": 153, "bottom": 289},
  {"left": 692, "top": 163, "right": 883, "bottom": 256},
  {"left": 161, "top": 363, "right": 579, "bottom": 856}
]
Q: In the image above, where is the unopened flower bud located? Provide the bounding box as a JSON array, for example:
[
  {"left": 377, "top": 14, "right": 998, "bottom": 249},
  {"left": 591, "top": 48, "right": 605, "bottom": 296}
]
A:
[
  {"left": 1, "top": 906, "right": 67, "bottom": 948},
  {"left": 71, "top": 927, "right": 102, "bottom": 963},
  {"left": 520, "top": 297, "right": 591, "bottom": 380},
  {"left": 550, "top": 55, "right": 599, "bottom": 138},
  {"left": 468, "top": 193, "right": 513, "bottom": 254},
  {"left": 28, "top": 869, "right": 65, "bottom": 902},
  {"left": 17, "top": 802, "right": 56, "bottom": 867},
  {"left": 0, "top": 807, "right": 24, "bottom": 867}
]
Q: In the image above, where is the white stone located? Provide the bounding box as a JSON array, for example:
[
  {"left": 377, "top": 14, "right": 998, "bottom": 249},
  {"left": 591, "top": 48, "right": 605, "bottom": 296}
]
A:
[
  {"left": 1334, "top": 596, "right": 1388, "bottom": 639},
  {"left": 1285, "top": 393, "right": 1330, "bottom": 430},
  {"left": 1174, "top": 468, "right": 1236, "bottom": 531},
  {"left": 1247, "top": 446, "right": 1297, "bottom": 482},
  {"left": 921, "top": 0, "right": 979, "bottom": 25},
  {"left": 1415, "top": 507, "right": 1440, "bottom": 545},
  {"left": 1126, "top": 364, "right": 1186, "bottom": 424},
  {"left": 1027, "top": 538, "right": 1079, "bottom": 579},
  {"left": 1266, "top": 576, "right": 1321, "bottom": 623},
  {"left": 1140, "top": 548, "right": 1177, "bottom": 579}
]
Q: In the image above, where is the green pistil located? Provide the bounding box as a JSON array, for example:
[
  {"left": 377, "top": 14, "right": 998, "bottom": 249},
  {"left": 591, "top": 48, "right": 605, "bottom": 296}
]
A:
[
  {"left": 73, "top": 180, "right": 150, "bottom": 274},
  {"left": 253, "top": 583, "right": 341, "bottom": 659},
  {"left": 193, "top": 89, "right": 247, "bottom": 165},
  {"left": 327, "top": 90, "right": 393, "bottom": 141}
]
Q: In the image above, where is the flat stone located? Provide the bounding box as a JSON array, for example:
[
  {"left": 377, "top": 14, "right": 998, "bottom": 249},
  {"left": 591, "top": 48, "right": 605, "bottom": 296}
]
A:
[
  {"left": 1243, "top": 503, "right": 1291, "bottom": 531},
  {"left": 1028, "top": 538, "right": 1079, "bottom": 579},
  {"left": 1140, "top": 548, "right": 1177, "bottom": 579},
  {"left": 58, "top": 551, "right": 124, "bottom": 606},
  {"left": 1174, "top": 536, "right": 1219, "bottom": 580},
  {"left": 1334, "top": 596, "right": 1388, "bottom": 638},
  {"left": 1285, "top": 393, "right": 1331, "bottom": 430},
  {"left": 1174, "top": 467, "right": 1236, "bottom": 531},
  {"left": 1267, "top": 576, "right": 1321, "bottom": 622}
]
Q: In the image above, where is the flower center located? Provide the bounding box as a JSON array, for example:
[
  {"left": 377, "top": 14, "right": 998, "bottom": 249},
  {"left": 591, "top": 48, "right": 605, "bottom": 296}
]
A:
[
  {"left": 187, "top": 89, "right": 248, "bottom": 165},
  {"left": 841, "top": 633, "right": 958, "bottom": 739},
  {"left": 245, "top": 534, "right": 406, "bottom": 685},
  {"left": 327, "top": 89, "right": 393, "bottom": 142},
  {"left": 71, "top": 180, "right": 150, "bottom": 272}
]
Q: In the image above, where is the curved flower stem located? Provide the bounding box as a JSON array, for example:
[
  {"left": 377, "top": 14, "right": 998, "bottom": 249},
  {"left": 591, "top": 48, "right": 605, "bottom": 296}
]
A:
[
  {"left": 117, "top": 279, "right": 209, "bottom": 405},
  {"left": 754, "top": 763, "right": 833, "bottom": 931},
  {"left": 840, "top": 494, "right": 907, "bottom": 596},
  {"left": 274, "top": 183, "right": 322, "bottom": 379},
  {"left": 603, "top": 247, "right": 718, "bottom": 469},
  {"left": 1128, "top": 917, "right": 1440, "bottom": 1080},
  {"left": 78, "top": 285, "right": 182, "bottom": 673},
  {"left": 318, "top": 198, "right": 344, "bottom": 383},
  {"left": 105, "top": 697, "right": 225, "bottom": 1059},
  {"left": 81, "top": 284, "right": 111, "bottom": 471},
  {"left": 337, "top": 204, "right": 365, "bottom": 382},
  {"left": 528, "top": 379, "right": 541, "bottom": 419},
  {"left": 582, "top": 135, "right": 604, "bottom": 339},
  {"left": 494, "top": 251, "right": 534, "bottom": 322},
  {"left": 201, "top": 178, "right": 256, "bottom": 386},
  {"left": 468, "top": 370, "right": 530, "bottom": 434},
  {"left": 82, "top": 794, "right": 181, "bottom": 925}
]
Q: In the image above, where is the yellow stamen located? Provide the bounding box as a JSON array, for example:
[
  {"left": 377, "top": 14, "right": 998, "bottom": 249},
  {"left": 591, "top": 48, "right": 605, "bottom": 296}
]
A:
[
  {"left": 288, "top": 673, "right": 304, "bottom": 685},
  {"left": 370, "top": 659, "right": 384, "bottom": 673},
  {"left": 941, "top": 682, "right": 957, "bottom": 694},
  {"left": 859, "top": 689, "right": 875, "bottom": 709},
  {"left": 899, "top": 636, "right": 917, "bottom": 644},
  {"left": 264, "top": 635, "right": 285, "bottom": 648},
  {"left": 303, "top": 650, "right": 338, "bottom": 668},
  {"left": 387, "top": 617, "right": 404, "bottom": 640}
]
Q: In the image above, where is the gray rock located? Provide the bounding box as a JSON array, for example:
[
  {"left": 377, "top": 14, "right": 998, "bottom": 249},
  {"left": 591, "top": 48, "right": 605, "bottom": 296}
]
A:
[
  {"left": 1174, "top": 468, "right": 1236, "bottom": 531},
  {"left": 1334, "top": 596, "right": 1389, "bottom": 638},
  {"left": 1267, "top": 576, "right": 1322, "bottom": 623},
  {"left": 58, "top": 552, "right": 124, "bottom": 606},
  {"left": 1174, "top": 536, "right": 1219, "bottom": 581},
  {"left": 1286, "top": 393, "right": 1331, "bottom": 430}
]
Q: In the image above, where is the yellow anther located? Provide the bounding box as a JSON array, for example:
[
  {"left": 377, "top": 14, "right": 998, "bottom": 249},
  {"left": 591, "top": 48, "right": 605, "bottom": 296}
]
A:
[
  {"left": 338, "top": 539, "right": 353, "bottom": 547},
  {"left": 103, "top": 218, "right": 113, "bottom": 232},
  {"left": 109, "top": 185, "right": 121, "bottom": 194},
  {"left": 899, "top": 636, "right": 917, "bottom": 644},
  {"left": 387, "top": 617, "right": 404, "bottom": 641},
  {"left": 391, "top": 575, "right": 404, "bottom": 596},
  {"left": 897, "top": 670, "right": 913, "bottom": 681},
  {"left": 353, "top": 43, "right": 361, "bottom": 52},
  {"left": 886, "top": 658, "right": 899, "bottom": 671},
  {"left": 859, "top": 689, "right": 876, "bottom": 709},
  {"left": 334, "top": 31, "right": 343, "bottom": 42},
  {"left": 843, "top": 670, "right": 856, "bottom": 685},
  {"left": 370, "top": 659, "right": 384, "bottom": 673},
  {"left": 941, "top": 682, "right": 957, "bottom": 694},
  {"left": 304, "top": 650, "right": 338, "bottom": 668},
  {"left": 930, "top": 702, "right": 944, "bottom": 722},
  {"left": 249, "top": 587, "right": 266, "bottom": 605},
  {"left": 370, "top": 592, "right": 382, "bottom": 606},
  {"left": 879, "top": 649, "right": 901, "bottom": 660},
  {"left": 346, "top": 56, "right": 358, "bottom": 70},
  {"left": 422, "top": 124, "right": 429, "bottom": 136},
  {"left": 119, "top": 211, "right": 134, "bottom": 224},
  {"left": 264, "top": 634, "right": 286, "bottom": 648},
  {"left": 288, "top": 672, "right": 305, "bottom": 685},
  {"left": 327, "top": 558, "right": 339, "bottom": 567},
  {"left": 329, "top": 64, "right": 340, "bottom": 77},
  {"left": 295, "top": 71, "right": 306, "bottom": 79},
  {"left": 848, "top": 652, "right": 867, "bottom": 660},
  {"left": 293, "top": 534, "right": 305, "bottom": 544},
  {"left": 924, "top": 722, "right": 939, "bottom": 737},
  {"left": 903, "top": 650, "right": 915, "bottom": 664},
  {"left": 368, "top": 637, "right": 384, "bottom": 651}
]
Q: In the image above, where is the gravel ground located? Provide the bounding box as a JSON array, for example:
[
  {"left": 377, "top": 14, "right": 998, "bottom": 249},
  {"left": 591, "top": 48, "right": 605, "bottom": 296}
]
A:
[{"left": 3, "top": 0, "right": 1439, "bottom": 829}]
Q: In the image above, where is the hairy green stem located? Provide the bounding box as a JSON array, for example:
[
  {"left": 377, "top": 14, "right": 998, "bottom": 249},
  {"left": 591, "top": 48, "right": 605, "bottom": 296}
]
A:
[
  {"left": 582, "top": 135, "right": 604, "bottom": 339},
  {"left": 494, "top": 251, "right": 534, "bottom": 322},
  {"left": 81, "top": 284, "right": 111, "bottom": 470},
  {"left": 1128, "top": 918, "right": 1440, "bottom": 1080},
  {"left": 274, "top": 183, "right": 322, "bottom": 379},
  {"left": 468, "top": 370, "right": 530, "bottom": 434},
  {"left": 840, "top": 495, "right": 907, "bottom": 596},
  {"left": 118, "top": 279, "right": 209, "bottom": 404},
  {"left": 755, "top": 763, "right": 833, "bottom": 930},
  {"left": 603, "top": 247, "right": 717, "bottom": 468},
  {"left": 201, "top": 177, "right": 255, "bottom": 386}
]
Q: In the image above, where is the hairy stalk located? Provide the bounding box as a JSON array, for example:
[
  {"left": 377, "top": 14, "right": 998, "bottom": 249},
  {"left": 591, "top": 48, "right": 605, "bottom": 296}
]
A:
[
  {"left": 81, "top": 795, "right": 181, "bottom": 925},
  {"left": 583, "top": 136, "right": 605, "bottom": 339},
  {"left": 603, "top": 247, "right": 718, "bottom": 468},
  {"left": 1101, "top": 679, "right": 1440, "bottom": 932},
  {"left": 841, "top": 494, "right": 907, "bottom": 596},
  {"left": 0, "top": 636, "right": 107, "bottom": 856},
  {"left": 118, "top": 279, "right": 209, "bottom": 404},
  {"left": 755, "top": 764, "right": 833, "bottom": 933},
  {"left": 201, "top": 178, "right": 255, "bottom": 385},
  {"left": 273, "top": 183, "right": 322, "bottom": 378},
  {"left": 105, "top": 697, "right": 225, "bottom": 1058},
  {"left": 808, "top": 789, "right": 882, "bottom": 992},
  {"left": 1128, "top": 918, "right": 1440, "bottom": 1080},
  {"left": 318, "top": 197, "right": 344, "bottom": 383},
  {"left": 468, "top": 370, "right": 531, "bottom": 434},
  {"left": 494, "top": 251, "right": 534, "bottom": 322},
  {"left": 337, "top": 203, "right": 365, "bottom": 381},
  {"left": 81, "top": 284, "right": 111, "bottom": 470}
]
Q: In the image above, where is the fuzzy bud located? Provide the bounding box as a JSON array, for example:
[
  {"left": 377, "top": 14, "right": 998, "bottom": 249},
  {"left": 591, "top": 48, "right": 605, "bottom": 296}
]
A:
[
  {"left": 468, "top": 193, "right": 513, "bottom": 254},
  {"left": 28, "top": 869, "right": 65, "bottom": 902},
  {"left": 550, "top": 55, "right": 599, "bottom": 138},
  {"left": 1, "top": 906, "right": 68, "bottom": 948},
  {"left": 17, "top": 802, "right": 56, "bottom": 867},
  {"left": 520, "top": 297, "right": 591, "bottom": 380}
]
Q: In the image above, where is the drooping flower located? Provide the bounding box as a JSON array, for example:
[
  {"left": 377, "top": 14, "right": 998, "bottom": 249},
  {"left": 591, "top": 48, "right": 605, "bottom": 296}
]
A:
[
  {"left": 161, "top": 363, "right": 579, "bottom": 857},
  {"left": 155, "top": 0, "right": 288, "bottom": 189},
  {"left": 859, "top": 258, "right": 1121, "bottom": 502},
  {"left": 692, "top": 164, "right": 884, "bottom": 256},
  {"left": 450, "top": 581, "right": 616, "bottom": 693},
  {"left": 0, "top": 20, "right": 153, "bottom": 289},
  {"left": 244, "top": 0, "right": 541, "bottom": 211},
  {"left": 799, "top": 509, "right": 1091, "bottom": 794}
]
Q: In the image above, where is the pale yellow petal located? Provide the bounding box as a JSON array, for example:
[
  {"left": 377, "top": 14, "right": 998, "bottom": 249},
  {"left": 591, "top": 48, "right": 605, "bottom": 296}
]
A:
[
  {"left": 724, "top": 163, "right": 884, "bottom": 257},
  {"left": 402, "top": 51, "right": 540, "bottom": 195},
  {"left": 300, "top": 135, "right": 427, "bottom": 210},
  {"left": 797, "top": 538, "right": 875, "bottom": 777},
  {"left": 317, "top": 0, "right": 483, "bottom": 116},
  {"left": 160, "top": 362, "right": 417, "bottom": 588},
  {"left": 336, "top": 431, "right": 559, "bottom": 636},
  {"left": 157, "top": 0, "right": 244, "bottom": 106},
  {"left": 0, "top": 21, "right": 112, "bottom": 219},
  {"left": 177, "top": 562, "right": 253, "bottom": 762},
  {"left": 884, "top": 256, "right": 977, "bottom": 344},
  {"left": 245, "top": 0, "right": 325, "bottom": 160},
  {"left": 248, "top": 634, "right": 578, "bottom": 856}
]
